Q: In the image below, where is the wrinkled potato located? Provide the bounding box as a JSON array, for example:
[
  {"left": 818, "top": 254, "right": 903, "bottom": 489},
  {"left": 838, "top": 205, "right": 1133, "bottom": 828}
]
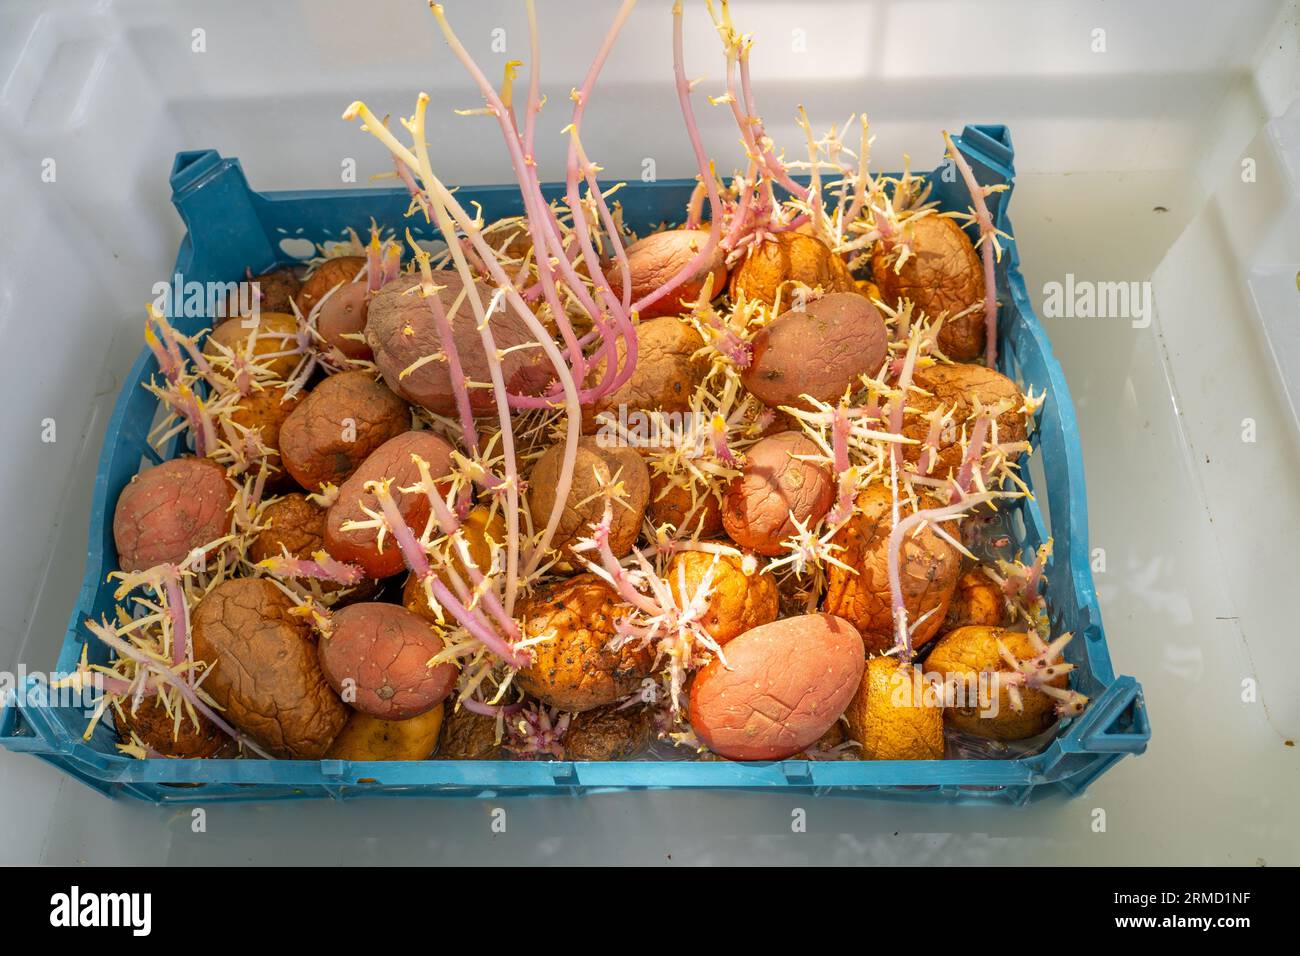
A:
[
  {"left": 249, "top": 493, "right": 326, "bottom": 565},
  {"left": 564, "top": 704, "right": 655, "bottom": 761},
  {"left": 527, "top": 437, "right": 649, "bottom": 570},
  {"left": 945, "top": 567, "right": 1010, "bottom": 630},
  {"left": 278, "top": 370, "right": 411, "bottom": 492},
  {"left": 688, "top": 613, "right": 865, "bottom": 761},
  {"left": 325, "top": 703, "right": 445, "bottom": 761},
  {"left": 729, "top": 232, "right": 856, "bottom": 307},
  {"left": 608, "top": 228, "right": 727, "bottom": 319},
  {"left": 113, "top": 697, "right": 234, "bottom": 759},
  {"left": 296, "top": 255, "right": 365, "bottom": 317},
  {"left": 742, "top": 292, "right": 888, "bottom": 409},
  {"left": 324, "top": 430, "right": 456, "bottom": 578},
  {"left": 901, "top": 362, "right": 1028, "bottom": 477},
  {"left": 516, "top": 574, "right": 654, "bottom": 711},
  {"left": 646, "top": 472, "right": 724, "bottom": 538},
  {"left": 249, "top": 267, "right": 302, "bottom": 315},
  {"left": 722, "top": 431, "right": 834, "bottom": 556},
  {"left": 191, "top": 578, "right": 348, "bottom": 758},
  {"left": 872, "top": 214, "right": 985, "bottom": 360},
  {"left": 665, "top": 550, "right": 779, "bottom": 645},
  {"left": 227, "top": 383, "right": 302, "bottom": 487},
  {"left": 318, "top": 603, "right": 456, "bottom": 720},
  {"left": 581, "top": 316, "right": 708, "bottom": 434},
  {"left": 204, "top": 312, "right": 301, "bottom": 379},
  {"left": 823, "top": 484, "right": 961, "bottom": 654},
  {"left": 844, "top": 657, "right": 945, "bottom": 760},
  {"left": 366, "top": 272, "right": 552, "bottom": 415},
  {"left": 437, "top": 706, "right": 504, "bottom": 760},
  {"left": 924, "top": 625, "right": 1067, "bottom": 741},
  {"left": 402, "top": 505, "right": 506, "bottom": 620},
  {"left": 113, "top": 457, "right": 234, "bottom": 572}
]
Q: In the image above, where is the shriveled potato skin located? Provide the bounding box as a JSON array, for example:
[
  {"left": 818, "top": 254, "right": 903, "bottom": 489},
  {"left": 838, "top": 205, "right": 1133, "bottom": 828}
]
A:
[
  {"left": 608, "top": 228, "right": 726, "bottom": 319},
  {"left": 872, "top": 215, "right": 985, "bottom": 360},
  {"left": 114, "top": 697, "right": 233, "bottom": 759},
  {"left": 296, "top": 256, "right": 365, "bottom": 317},
  {"left": 278, "top": 370, "right": 410, "bottom": 492},
  {"left": 527, "top": 437, "right": 650, "bottom": 569},
  {"left": 249, "top": 493, "right": 326, "bottom": 564},
  {"left": 366, "top": 272, "right": 551, "bottom": 415},
  {"left": 722, "top": 431, "right": 834, "bottom": 556},
  {"left": 113, "top": 458, "right": 234, "bottom": 572},
  {"left": 438, "top": 706, "right": 504, "bottom": 760},
  {"left": 191, "top": 578, "right": 348, "bottom": 758},
  {"left": 325, "top": 703, "right": 445, "bottom": 761},
  {"left": 689, "top": 613, "right": 865, "bottom": 761},
  {"left": 204, "top": 312, "right": 300, "bottom": 379},
  {"left": 665, "top": 551, "right": 779, "bottom": 645},
  {"left": 516, "top": 574, "right": 654, "bottom": 712},
  {"left": 742, "top": 292, "right": 888, "bottom": 409},
  {"left": 902, "top": 362, "right": 1028, "bottom": 477},
  {"left": 925, "top": 626, "right": 1067, "bottom": 741},
  {"left": 315, "top": 280, "right": 372, "bottom": 360},
  {"left": 845, "top": 657, "right": 944, "bottom": 760},
  {"left": 581, "top": 316, "right": 708, "bottom": 434},
  {"left": 647, "top": 473, "right": 724, "bottom": 538},
  {"left": 944, "top": 567, "right": 1010, "bottom": 630},
  {"left": 249, "top": 267, "right": 301, "bottom": 315},
  {"left": 324, "top": 430, "right": 456, "bottom": 578},
  {"left": 823, "top": 484, "right": 961, "bottom": 654},
  {"left": 318, "top": 603, "right": 455, "bottom": 720},
  {"left": 729, "top": 232, "right": 856, "bottom": 307},
  {"left": 564, "top": 704, "right": 655, "bottom": 761}
]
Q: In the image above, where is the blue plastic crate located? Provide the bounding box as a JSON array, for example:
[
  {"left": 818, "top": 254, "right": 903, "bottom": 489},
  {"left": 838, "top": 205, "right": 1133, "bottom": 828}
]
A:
[{"left": 0, "top": 125, "right": 1148, "bottom": 804}]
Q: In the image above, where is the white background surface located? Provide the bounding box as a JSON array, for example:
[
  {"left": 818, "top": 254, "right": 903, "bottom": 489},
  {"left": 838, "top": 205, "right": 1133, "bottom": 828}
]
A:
[{"left": 1, "top": 0, "right": 1296, "bottom": 865}]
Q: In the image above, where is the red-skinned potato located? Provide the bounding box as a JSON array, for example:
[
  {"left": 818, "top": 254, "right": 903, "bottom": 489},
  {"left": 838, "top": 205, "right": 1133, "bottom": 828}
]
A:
[
  {"left": 365, "top": 272, "right": 551, "bottom": 415},
  {"left": 872, "top": 214, "right": 985, "bottom": 360},
  {"left": 324, "top": 430, "right": 456, "bottom": 578},
  {"left": 688, "top": 612, "right": 865, "bottom": 761},
  {"left": 665, "top": 550, "right": 779, "bottom": 645},
  {"left": 722, "top": 431, "right": 834, "bottom": 556},
  {"left": 278, "top": 370, "right": 410, "bottom": 492},
  {"left": 581, "top": 316, "right": 708, "bottom": 434},
  {"left": 607, "top": 228, "right": 726, "bottom": 319},
  {"left": 564, "top": 704, "right": 655, "bottom": 760},
  {"left": 113, "top": 457, "right": 234, "bottom": 572},
  {"left": 191, "top": 578, "right": 348, "bottom": 758},
  {"left": 742, "top": 292, "right": 887, "bottom": 409},
  {"left": 203, "top": 312, "right": 300, "bottom": 380},
  {"left": 823, "top": 484, "right": 961, "bottom": 654},
  {"left": 315, "top": 279, "right": 372, "bottom": 360},
  {"left": 296, "top": 256, "right": 365, "bottom": 317},
  {"left": 318, "top": 603, "right": 456, "bottom": 720},
  {"left": 527, "top": 437, "right": 649, "bottom": 570},
  {"left": 516, "top": 574, "right": 655, "bottom": 711},
  {"left": 729, "top": 231, "right": 856, "bottom": 307},
  {"left": 901, "top": 362, "right": 1028, "bottom": 476}
]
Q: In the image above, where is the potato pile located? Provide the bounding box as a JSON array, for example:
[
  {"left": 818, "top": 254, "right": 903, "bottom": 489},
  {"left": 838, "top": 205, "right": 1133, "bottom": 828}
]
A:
[{"left": 86, "top": 1, "right": 1089, "bottom": 770}]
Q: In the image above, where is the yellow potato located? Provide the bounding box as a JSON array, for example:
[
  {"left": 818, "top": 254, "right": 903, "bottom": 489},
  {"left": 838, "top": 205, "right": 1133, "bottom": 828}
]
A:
[
  {"left": 844, "top": 657, "right": 944, "bottom": 760},
  {"left": 325, "top": 703, "right": 445, "bottom": 761}
]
